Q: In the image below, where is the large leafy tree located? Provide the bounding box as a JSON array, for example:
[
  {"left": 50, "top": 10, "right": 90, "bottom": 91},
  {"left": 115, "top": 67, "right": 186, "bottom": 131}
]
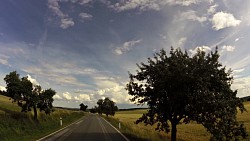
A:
[
  {"left": 4, "top": 71, "right": 56, "bottom": 121},
  {"left": 126, "top": 48, "right": 247, "bottom": 141},
  {"left": 96, "top": 97, "right": 118, "bottom": 117}
]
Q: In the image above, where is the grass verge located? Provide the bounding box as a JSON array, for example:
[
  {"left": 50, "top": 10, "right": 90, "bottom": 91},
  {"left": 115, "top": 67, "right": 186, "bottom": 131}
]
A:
[{"left": 0, "top": 95, "right": 84, "bottom": 141}]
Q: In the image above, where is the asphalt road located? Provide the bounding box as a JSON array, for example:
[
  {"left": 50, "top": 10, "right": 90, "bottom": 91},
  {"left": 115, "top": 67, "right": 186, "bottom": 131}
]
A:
[{"left": 38, "top": 114, "right": 129, "bottom": 141}]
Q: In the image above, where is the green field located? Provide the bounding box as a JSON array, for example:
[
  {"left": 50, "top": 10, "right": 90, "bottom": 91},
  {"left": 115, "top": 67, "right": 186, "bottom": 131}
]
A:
[
  {"left": 0, "top": 95, "right": 84, "bottom": 141},
  {"left": 105, "top": 102, "right": 250, "bottom": 141}
]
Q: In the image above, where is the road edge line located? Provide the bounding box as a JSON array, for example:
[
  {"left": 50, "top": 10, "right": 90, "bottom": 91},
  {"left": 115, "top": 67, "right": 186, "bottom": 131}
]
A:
[
  {"left": 101, "top": 116, "right": 130, "bottom": 141},
  {"left": 36, "top": 116, "right": 84, "bottom": 141}
]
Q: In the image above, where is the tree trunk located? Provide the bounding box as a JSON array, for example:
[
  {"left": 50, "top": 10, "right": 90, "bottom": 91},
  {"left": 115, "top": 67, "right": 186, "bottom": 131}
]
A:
[
  {"left": 33, "top": 106, "right": 38, "bottom": 121},
  {"left": 171, "top": 120, "right": 177, "bottom": 141}
]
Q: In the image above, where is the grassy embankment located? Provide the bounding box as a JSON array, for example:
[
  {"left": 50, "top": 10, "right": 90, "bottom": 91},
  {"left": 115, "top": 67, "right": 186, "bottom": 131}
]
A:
[
  {"left": 105, "top": 101, "right": 250, "bottom": 141},
  {"left": 0, "top": 95, "right": 84, "bottom": 141}
]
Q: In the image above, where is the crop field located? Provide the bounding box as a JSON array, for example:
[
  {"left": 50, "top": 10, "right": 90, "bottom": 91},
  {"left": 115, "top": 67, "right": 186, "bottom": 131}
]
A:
[{"left": 106, "top": 102, "right": 250, "bottom": 141}]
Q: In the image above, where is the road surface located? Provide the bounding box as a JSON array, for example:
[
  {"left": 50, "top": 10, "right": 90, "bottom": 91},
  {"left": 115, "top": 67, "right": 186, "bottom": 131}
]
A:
[{"left": 38, "top": 114, "right": 129, "bottom": 141}]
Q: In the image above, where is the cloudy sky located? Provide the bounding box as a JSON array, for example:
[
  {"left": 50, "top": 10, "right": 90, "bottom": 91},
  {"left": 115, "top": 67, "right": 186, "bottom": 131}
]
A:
[{"left": 0, "top": 0, "right": 250, "bottom": 108}]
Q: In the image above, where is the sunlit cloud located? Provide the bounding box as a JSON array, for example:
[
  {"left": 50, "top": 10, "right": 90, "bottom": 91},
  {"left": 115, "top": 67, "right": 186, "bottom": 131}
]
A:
[
  {"left": 211, "top": 12, "right": 241, "bottom": 30},
  {"left": 79, "top": 12, "right": 93, "bottom": 22},
  {"left": 113, "top": 40, "right": 142, "bottom": 55},
  {"left": 63, "top": 92, "right": 72, "bottom": 100},
  {"left": 27, "top": 74, "right": 40, "bottom": 86}
]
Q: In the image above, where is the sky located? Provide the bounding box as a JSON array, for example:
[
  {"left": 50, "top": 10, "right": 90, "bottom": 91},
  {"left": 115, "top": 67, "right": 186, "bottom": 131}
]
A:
[{"left": 0, "top": 0, "right": 250, "bottom": 109}]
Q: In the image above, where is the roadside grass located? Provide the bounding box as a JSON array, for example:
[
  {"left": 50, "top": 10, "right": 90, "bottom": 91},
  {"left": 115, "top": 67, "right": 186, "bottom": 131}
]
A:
[
  {"left": 0, "top": 95, "right": 84, "bottom": 141},
  {"left": 105, "top": 101, "right": 250, "bottom": 141}
]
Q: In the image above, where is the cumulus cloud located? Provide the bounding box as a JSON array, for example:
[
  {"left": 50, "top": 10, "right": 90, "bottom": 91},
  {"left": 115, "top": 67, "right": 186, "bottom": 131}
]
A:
[
  {"left": 53, "top": 94, "right": 63, "bottom": 100},
  {"left": 78, "top": 94, "right": 91, "bottom": 101},
  {"left": 63, "top": 92, "right": 72, "bottom": 100},
  {"left": 27, "top": 74, "right": 40, "bottom": 86},
  {"left": 48, "top": 0, "right": 75, "bottom": 29},
  {"left": 48, "top": 0, "right": 64, "bottom": 18},
  {"left": 189, "top": 46, "right": 212, "bottom": 56},
  {"left": 211, "top": 12, "right": 241, "bottom": 30},
  {"left": 179, "top": 10, "right": 207, "bottom": 23},
  {"left": 0, "top": 86, "right": 6, "bottom": 91},
  {"left": 207, "top": 4, "right": 218, "bottom": 14},
  {"left": 110, "top": 0, "right": 160, "bottom": 12},
  {"left": 60, "top": 18, "right": 74, "bottom": 29},
  {"left": 79, "top": 12, "right": 93, "bottom": 22},
  {"left": 113, "top": 39, "right": 141, "bottom": 55},
  {"left": 222, "top": 45, "right": 235, "bottom": 52}
]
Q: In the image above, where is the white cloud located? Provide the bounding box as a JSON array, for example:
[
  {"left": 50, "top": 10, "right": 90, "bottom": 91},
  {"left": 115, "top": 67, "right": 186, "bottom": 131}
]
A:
[
  {"left": 0, "top": 86, "right": 6, "bottom": 91},
  {"left": 63, "top": 92, "right": 72, "bottom": 100},
  {"left": 211, "top": 12, "right": 241, "bottom": 30},
  {"left": 77, "top": 0, "right": 92, "bottom": 5},
  {"left": 109, "top": 0, "right": 213, "bottom": 12},
  {"left": 48, "top": 0, "right": 75, "bottom": 29},
  {"left": 179, "top": 10, "right": 207, "bottom": 23},
  {"left": 110, "top": 0, "right": 160, "bottom": 12},
  {"left": 189, "top": 46, "right": 212, "bottom": 56},
  {"left": 60, "top": 18, "right": 74, "bottom": 29},
  {"left": 113, "top": 40, "right": 141, "bottom": 55},
  {"left": 78, "top": 94, "right": 91, "bottom": 101},
  {"left": 207, "top": 4, "right": 218, "bottom": 14},
  {"left": 79, "top": 12, "right": 93, "bottom": 22},
  {"left": 222, "top": 45, "right": 235, "bottom": 52},
  {"left": 48, "top": 0, "right": 64, "bottom": 18},
  {"left": 53, "top": 94, "right": 63, "bottom": 100},
  {"left": 232, "top": 77, "right": 250, "bottom": 97},
  {"left": 27, "top": 74, "right": 40, "bottom": 86}
]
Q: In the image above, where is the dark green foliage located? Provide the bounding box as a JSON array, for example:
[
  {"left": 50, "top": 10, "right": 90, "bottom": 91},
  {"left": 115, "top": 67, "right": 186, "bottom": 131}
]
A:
[
  {"left": 3, "top": 71, "right": 56, "bottom": 120},
  {"left": 96, "top": 97, "right": 118, "bottom": 117},
  {"left": 126, "top": 47, "right": 247, "bottom": 141},
  {"left": 37, "top": 88, "right": 56, "bottom": 114},
  {"left": 79, "top": 103, "right": 88, "bottom": 111},
  {"left": 89, "top": 106, "right": 98, "bottom": 113}
]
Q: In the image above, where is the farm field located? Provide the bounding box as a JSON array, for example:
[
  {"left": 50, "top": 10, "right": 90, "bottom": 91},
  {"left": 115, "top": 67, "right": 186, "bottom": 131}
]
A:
[
  {"left": 0, "top": 95, "right": 85, "bottom": 141},
  {"left": 106, "top": 102, "right": 250, "bottom": 141}
]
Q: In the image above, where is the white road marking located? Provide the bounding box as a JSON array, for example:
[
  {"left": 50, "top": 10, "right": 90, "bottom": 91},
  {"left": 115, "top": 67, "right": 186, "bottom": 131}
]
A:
[{"left": 101, "top": 117, "right": 130, "bottom": 141}]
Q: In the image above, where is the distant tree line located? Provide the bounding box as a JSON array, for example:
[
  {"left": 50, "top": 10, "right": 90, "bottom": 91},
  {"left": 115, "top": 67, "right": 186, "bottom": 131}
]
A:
[
  {"left": 1, "top": 71, "right": 56, "bottom": 121},
  {"left": 241, "top": 96, "right": 250, "bottom": 102}
]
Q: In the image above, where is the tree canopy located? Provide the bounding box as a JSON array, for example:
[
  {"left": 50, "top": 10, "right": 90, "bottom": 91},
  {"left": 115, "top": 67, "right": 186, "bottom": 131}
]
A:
[
  {"left": 4, "top": 71, "right": 56, "bottom": 120},
  {"left": 126, "top": 48, "right": 247, "bottom": 141},
  {"left": 96, "top": 97, "right": 118, "bottom": 117},
  {"left": 79, "top": 103, "right": 88, "bottom": 111}
]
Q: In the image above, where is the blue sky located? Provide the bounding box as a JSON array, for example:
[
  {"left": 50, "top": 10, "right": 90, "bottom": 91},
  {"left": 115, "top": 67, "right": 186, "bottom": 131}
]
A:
[{"left": 0, "top": 0, "right": 250, "bottom": 108}]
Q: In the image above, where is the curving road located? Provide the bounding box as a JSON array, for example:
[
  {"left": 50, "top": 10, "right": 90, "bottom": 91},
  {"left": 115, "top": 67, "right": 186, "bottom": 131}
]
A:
[{"left": 38, "top": 114, "right": 129, "bottom": 141}]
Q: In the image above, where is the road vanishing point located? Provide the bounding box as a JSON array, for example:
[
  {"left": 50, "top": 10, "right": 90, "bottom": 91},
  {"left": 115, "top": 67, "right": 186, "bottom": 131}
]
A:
[{"left": 37, "top": 114, "right": 129, "bottom": 141}]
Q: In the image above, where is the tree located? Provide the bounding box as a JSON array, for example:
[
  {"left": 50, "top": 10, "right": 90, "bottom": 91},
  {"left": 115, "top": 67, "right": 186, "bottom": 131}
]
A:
[
  {"left": 126, "top": 48, "right": 247, "bottom": 141},
  {"left": 96, "top": 97, "right": 118, "bottom": 117},
  {"left": 79, "top": 103, "right": 88, "bottom": 111},
  {"left": 38, "top": 88, "right": 56, "bottom": 114},
  {"left": 4, "top": 71, "right": 56, "bottom": 121}
]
